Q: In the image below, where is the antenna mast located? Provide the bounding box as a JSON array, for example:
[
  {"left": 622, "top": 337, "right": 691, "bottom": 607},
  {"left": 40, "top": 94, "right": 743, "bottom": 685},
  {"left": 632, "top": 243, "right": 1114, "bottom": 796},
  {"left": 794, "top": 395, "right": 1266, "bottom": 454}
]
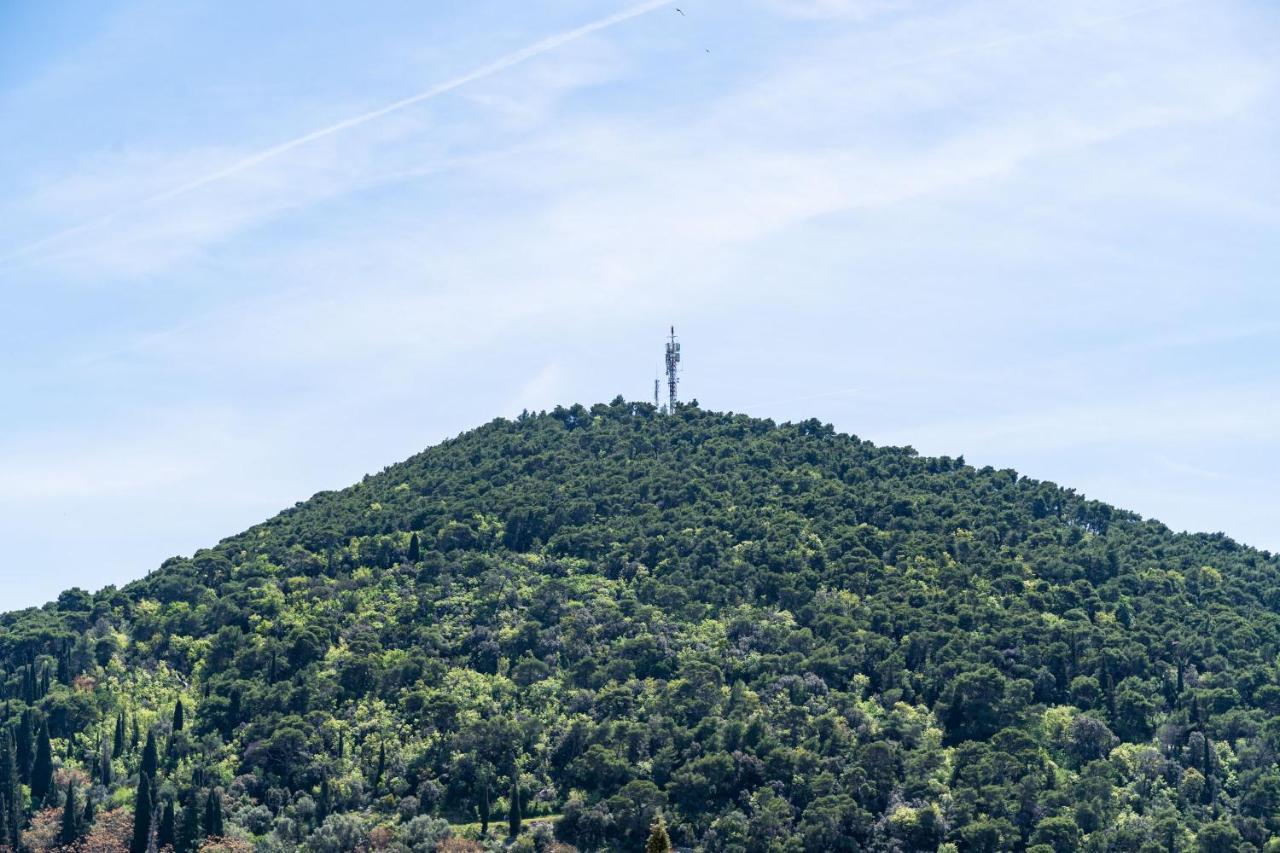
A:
[{"left": 664, "top": 326, "right": 681, "bottom": 413}]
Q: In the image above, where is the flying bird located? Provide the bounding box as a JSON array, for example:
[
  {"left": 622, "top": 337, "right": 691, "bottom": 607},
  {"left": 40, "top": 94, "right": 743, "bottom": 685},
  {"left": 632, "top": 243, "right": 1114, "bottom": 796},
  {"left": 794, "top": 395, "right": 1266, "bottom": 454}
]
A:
[{"left": 675, "top": 7, "right": 684, "bottom": 15}]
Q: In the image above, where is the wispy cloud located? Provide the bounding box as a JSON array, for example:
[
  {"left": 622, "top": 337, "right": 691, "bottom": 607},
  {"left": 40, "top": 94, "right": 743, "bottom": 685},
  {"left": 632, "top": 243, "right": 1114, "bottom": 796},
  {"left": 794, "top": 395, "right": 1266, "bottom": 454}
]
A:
[{"left": 0, "top": 0, "right": 670, "bottom": 276}]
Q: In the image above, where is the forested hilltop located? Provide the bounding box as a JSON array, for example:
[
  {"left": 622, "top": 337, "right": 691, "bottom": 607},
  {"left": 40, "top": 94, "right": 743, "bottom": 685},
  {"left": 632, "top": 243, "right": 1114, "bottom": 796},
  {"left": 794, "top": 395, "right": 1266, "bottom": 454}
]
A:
[{"left": 2, "top": 400, "right": 1280, "bottom": 852}]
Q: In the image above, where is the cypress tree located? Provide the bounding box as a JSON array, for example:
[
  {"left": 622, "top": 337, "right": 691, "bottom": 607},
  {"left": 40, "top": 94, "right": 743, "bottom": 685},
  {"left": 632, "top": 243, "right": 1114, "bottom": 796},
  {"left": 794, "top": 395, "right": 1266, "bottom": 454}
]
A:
[
  {"left": 130, "top": 773, "right": 153, "bottom": 853},
  {"left": 408, "top": 533, "right": 421, "bottom": 563},
  {"left": 646, "top": 813, "right": 672, "bottom": 853},
  {"left": 141, "top": 729, "right": 159, "bottom": 781},
  {"left": 113, "top": 711, "right": 126, "bottom": 758},
  {"left": 372, "top": 741, "right": 386, "bottom": 796},
  {"left": 0, "top": 776, "right": 7, "bottom": 853},
  {"left": 59, "top": 780, "right": 80, "bottom": 845},
  {"left": 176, "top": 787, "right": 200, "bottom": 853},
  {"left": 172, "top": 699, "right": 185, "bottom": 732},
  {"left": 204, "top": 787, "right": 224, "bottom": 838},
  {"left": 477, "top": 771, "right": 490, "bottom": 838},
  {"left": 508, "top": 774, "right": 522, "bottom": 838},
  {"left": 316, "top": 777, "right": 331, "bottom": 825},
  {"left": 129, "top": 715, "right": 139, "bottom": 751},
  {"left": 31, "top": 718, "right": 53, "bottom": 806},
  {"left": 158, "top": 797, "right": 176, "bottom": 849},
  {"left": 83, "top": 795, "right": 95, "bottom": 834},
  {"left": 1, "top": 730, "right": 20, "bottom": 850},
  {"left": 16, "top": 710, "right": 34, "bottom": 785},
  {"left": 100, "top": 738, "right": 113, "bottom": 787}
]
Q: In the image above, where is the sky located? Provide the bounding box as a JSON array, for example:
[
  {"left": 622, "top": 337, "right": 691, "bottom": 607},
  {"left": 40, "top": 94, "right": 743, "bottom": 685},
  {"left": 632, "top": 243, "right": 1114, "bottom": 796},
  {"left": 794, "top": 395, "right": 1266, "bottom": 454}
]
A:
[{"left": 1, "top": 0, "right": 1277, "bottom": 609}]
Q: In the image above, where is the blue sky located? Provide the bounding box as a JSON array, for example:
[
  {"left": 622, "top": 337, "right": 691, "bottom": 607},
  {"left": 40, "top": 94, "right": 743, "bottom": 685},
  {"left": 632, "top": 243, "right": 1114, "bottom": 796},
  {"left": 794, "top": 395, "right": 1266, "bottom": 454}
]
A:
[{"left": 1, "top": 0, "right": 1277, "bottom": 609}]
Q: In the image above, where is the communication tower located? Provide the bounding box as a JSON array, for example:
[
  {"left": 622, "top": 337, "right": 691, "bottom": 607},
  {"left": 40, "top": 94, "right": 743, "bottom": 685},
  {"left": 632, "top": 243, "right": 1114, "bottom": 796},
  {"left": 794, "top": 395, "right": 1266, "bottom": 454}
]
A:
[{"left": 664, "top": 326, "right": 681, "bottom": 412}]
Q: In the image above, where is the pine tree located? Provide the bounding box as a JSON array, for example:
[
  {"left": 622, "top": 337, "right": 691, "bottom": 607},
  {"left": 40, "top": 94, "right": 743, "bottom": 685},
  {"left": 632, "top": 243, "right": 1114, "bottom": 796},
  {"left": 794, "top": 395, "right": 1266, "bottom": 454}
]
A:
[
  {"left": 158, "top": 797, "right": 176, "bottom": 849},
  {"left": 113, "top": 711, "right": 126, "bottom": 758},
  {"left": 176, "top": 787, "right": 200, "bottom": 853},
  {"left": 141, "top": 729, "right": 159, "bottom": 781},
  {"left": 130, "top": 773, "right": 153, "bottom": 853},
  {"left": 59, "top": 780, "right": 80, "bottom": 845},
  {"left": 204, "top": 788, "right": 224, "bottom": 838},
  {"left": 508, "top": 773, "right": 522, "bottom": 838},
  {"left": 172, "top": 699, "right": 185, "bottom": 732},
  {"left": 646, "top": 813, "right": 672, "bottom": 853},
  {"left": 31, "top": 718, "right": 53, "bottom": 807}
]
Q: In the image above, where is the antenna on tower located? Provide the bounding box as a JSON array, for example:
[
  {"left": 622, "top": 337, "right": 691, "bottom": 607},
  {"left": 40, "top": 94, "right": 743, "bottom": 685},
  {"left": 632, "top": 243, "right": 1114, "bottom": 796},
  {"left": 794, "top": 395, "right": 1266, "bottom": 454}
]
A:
[
  {"left": 664, "top": 326, "right": 681, "bottom": 413},
  {"left": 654, "top": 373, "right": 660, "bottom": 410}
]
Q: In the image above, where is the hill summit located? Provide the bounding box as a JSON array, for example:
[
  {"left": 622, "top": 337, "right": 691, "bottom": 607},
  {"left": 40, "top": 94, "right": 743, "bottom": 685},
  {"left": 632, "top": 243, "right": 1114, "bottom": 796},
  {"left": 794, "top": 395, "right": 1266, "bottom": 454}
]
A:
[{"left": 3, "top": 400, "right": 1280, "bottom": 851}]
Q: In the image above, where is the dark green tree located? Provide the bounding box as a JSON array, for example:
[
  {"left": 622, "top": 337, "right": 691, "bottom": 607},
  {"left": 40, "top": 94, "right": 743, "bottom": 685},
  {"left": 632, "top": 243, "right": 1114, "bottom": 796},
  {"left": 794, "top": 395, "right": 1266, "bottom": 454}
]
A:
[
  {"left": 141, "top": 729, "right": 159, "bottom": 781},
  {"left": 204, "top": 787, "right": 224, "bottom": 838},
  {"left": 99, "top": 738, "right": 113, "bottom": 787},
  {"left": 508, "top": 773, "right": 522, "bottom": 838},
  {"left": 59, "top": 780, "right": 81, "bottom": 846},
  {"left": 176, "top": 787, "right": 200, "bottom": 853},
  {"left": 130, "top": 773, "right": 153, "bottom": 853},
  {"left": 158, "top": 796, "right": 176, "bottom": 849},
  {"left": 0, "top": 730, "right": 19, "bottom": 850},
  {"left": 172, "top": 698, "right": 185, "bottom": 732},
  {"left": 113, "top": 710, "right": 126, "bottom": 758},
  {"left": 317, "top": 777, "right": 331, "bottom": 825},
  {"left": 16, "top": 710, "right": 34, "bottom": 785},
  {"left": 407, "top": 533, "right": 421, "bottom": 563},
  {"left": 31, "top": 718, "right": 53, "bottom": 807}
]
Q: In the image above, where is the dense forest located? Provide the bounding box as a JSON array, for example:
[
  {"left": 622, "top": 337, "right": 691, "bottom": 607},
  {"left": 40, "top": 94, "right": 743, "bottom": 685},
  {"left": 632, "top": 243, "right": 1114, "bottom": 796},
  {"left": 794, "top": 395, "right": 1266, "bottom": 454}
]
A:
[{"left": 2, "top": 399, "right": 1280, "bottom": 852}]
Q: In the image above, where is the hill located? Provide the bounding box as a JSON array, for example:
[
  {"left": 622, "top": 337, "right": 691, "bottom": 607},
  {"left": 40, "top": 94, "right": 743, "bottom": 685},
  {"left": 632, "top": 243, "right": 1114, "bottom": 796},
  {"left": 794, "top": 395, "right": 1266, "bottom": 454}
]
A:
[{"left": 2, "top": 399, "right": 1279, "bottom": 852}]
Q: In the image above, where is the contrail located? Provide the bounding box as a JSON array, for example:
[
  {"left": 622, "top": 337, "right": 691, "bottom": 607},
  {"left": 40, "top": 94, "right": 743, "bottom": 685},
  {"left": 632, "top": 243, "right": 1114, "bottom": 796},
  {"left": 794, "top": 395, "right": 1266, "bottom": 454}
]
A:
[{"left": 0, "top": 0, "right": 671, "bottom": 271}]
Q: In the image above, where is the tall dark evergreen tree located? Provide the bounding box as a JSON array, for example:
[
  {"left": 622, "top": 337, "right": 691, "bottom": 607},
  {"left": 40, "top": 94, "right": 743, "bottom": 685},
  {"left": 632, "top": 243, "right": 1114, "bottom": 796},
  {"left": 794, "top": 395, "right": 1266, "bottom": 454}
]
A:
[
  {"left": 172, "top": 698, "right": 185, "bottom": 732},
  {"left": 113, "top": 710, "right": 126, "bottom": 758},
  {"left": 372, "top": 740, "right": 386, "bottom": 796},
  {"left": 30, "top": 718, "right": 53, "bottom": 807},
  {"left": 158, "top": 796, "right": 176, "bottom": 849},
  {"left": 59, "top": 780, "right": 80, "bottom": 846},
  {"left": 0, "top": 730, "right": 19, "bottom": 851},
  {"left": 316, "top": 777, "right": 331, "bottom": 825},
  {"left": 508, "top": 773, "right": 522, "bottom": 838},
  {"left": 99, "top": 738, "right": 113, "bottom": 787},
  {"left": 407, "top": 532, "right": 421, "bottom": 562},
  {"left": 130, "top": 773, "right": 153, "bottom": 853},
  {"left": 176, "top": 787, "right": 200, "bottom": 853},
  {"left": 204, "top": 787, "right": 224, "bottom": 838},
  {"left": 141, "top": 729, "right": 159, "bottom": 781},
  {"left": 16, "top": 709, "right": 34, "bottom": 785}
]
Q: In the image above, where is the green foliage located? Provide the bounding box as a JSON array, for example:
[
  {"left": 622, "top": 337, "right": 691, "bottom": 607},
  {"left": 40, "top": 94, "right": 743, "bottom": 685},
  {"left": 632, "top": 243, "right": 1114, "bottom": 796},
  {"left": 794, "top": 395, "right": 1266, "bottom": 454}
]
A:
[
  {"left": 646, "top": 812, "right": 672, "bottom": 853},
  {"left": 2, "top": 401, "right": 1280, "bottom": 850}
]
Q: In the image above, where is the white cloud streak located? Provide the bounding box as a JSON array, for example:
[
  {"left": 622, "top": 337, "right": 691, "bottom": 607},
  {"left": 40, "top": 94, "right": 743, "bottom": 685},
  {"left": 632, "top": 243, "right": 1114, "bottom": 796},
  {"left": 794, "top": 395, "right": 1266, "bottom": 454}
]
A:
[{"left": 0, "top": 0, "right": 671, "bottom": 273}]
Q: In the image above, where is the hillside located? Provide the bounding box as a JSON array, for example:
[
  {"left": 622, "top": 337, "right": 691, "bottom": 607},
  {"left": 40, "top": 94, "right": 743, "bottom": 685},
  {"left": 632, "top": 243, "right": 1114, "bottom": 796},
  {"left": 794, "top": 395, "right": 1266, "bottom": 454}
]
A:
[{"left": 2, "top": 399, "right": 1280, "bottom": 852}]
